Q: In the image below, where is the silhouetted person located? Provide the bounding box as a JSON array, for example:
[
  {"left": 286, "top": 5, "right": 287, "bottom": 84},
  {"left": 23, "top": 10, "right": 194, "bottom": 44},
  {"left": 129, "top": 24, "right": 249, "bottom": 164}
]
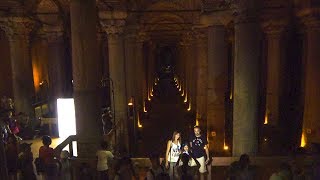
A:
[
  {"left": 227, "top": 154, "right": 255, "bottom": 180},
  {"left": 18, "top": 143, "right": 36, "bottom": 180}
]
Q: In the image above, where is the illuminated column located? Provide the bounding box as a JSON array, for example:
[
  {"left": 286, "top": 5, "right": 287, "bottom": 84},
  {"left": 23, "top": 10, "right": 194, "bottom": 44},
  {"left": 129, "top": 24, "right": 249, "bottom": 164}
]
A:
[
  {"left": 102, "top": 20, "right": 129, "bottom": 152},
  {"left": 233, "top": 7, "right": 261, "bottom": 156},
  {"left": 300, "top": 13, "right": 320, "bottom": 144},
  {"left": 207, "top": 25, "right": 228, "bottom": 153},
  {"left": 147, "top": 41, "right": 155, "bottom": 101},
  {"left": 262, "top": 21, "right": 286, "bottom": 126},
  {"left": 181, "top": 32, "right": 194, "bottom": 111},
  {"left": 43, "top": 26, "right": 69, "bottom": 104},
  {"left": 125, "top": 28, "right": 137, "bottom": 101},
  {"left": 194, "top": 28, "right": 208, "bottom": 126},
  {"left": 2, "top": 18, "right": 34, "bottom": 116},
  {"left": 135, "top": 32, "right": 148, "bottom": 111},
  {"left": 70, "top": 0, "right": 101, "bottom": 158}
]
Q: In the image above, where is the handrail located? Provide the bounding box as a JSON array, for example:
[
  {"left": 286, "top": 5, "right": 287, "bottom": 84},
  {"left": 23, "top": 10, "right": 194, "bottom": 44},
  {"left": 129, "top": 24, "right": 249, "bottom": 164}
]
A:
[{"left": 54, "top": 135, "right": 77, "bottom": 157}]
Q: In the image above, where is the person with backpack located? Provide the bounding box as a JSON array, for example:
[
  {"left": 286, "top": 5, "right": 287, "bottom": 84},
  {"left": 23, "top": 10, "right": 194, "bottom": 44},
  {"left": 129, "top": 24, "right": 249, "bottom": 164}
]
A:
[
  {"left": 165, "top": 131, "right": 181, "bottom": 179},
  {"left": 146, "top": 153, "right": 169, "bottom": 180}
]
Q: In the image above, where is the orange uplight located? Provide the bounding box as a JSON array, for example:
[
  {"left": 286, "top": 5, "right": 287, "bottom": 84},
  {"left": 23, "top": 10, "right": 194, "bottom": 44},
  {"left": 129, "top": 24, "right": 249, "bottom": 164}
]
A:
[
  {"left": 143, "top": 102, "right": 147, "bottom": 113},
  {"left": 301, "top": 131, "right": 306, "bottom": 147},
  {"left": 263, "top": 112, "right": 268, "bottom": 124},
  {"left": 128, "top": 97, "right": 134, "bottom": 106},
  {"left": 184, "top": 94, "right": 188, "bottom": 103},
  {"left": 187, "top": 102, "right": 191, "bottom": 111},
  {"left": 137, "top": 113, "right": 143, "bottom": 128},
  {"left": 32, "top": 65, "right": 40, "bottom": 92},
  {"left": 196, "top": 119, "right": 199, "bottom": 126}
]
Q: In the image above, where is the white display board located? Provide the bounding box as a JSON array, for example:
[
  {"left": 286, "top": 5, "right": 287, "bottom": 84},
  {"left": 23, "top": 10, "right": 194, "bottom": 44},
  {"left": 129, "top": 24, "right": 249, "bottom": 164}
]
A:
[{"left": 57, "top": 98, "right": 77, "bottom": 156}]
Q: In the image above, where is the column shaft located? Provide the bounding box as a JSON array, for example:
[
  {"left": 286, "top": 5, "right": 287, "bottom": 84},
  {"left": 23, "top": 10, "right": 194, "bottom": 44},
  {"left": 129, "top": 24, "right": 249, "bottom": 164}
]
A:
[
  {"left": 233, "top": 14, "right": 261, "bottom": 156},
  {"left": 5, "top": 19, "right": 34, "bottom": 116},
  {"left": 195, "top": 29, "right": 208, "bottom": 126},
  {"left": 70, "top": 0, "right": 101, "bottom": 158},
  {"left": 207, "top": 25, "right": 228, "bottom": 153},
  {"left": 265, "top": 32, "right": 283, "bottom": 126},
  {"left": 302, "top": 22, "right": 320, "bottom": 143},
  {"left": 107, "top": 32, "right": 128, "bottom": 152}
]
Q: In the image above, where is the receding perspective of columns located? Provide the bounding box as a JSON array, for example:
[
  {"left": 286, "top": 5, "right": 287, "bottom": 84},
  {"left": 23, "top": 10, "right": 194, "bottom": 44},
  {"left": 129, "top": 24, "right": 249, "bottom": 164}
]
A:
[
  {"left": 207, "top": 25, "right": 228, "bottom": 154},
  {"left": 70, "top": 0, "right": 101, "bottom": 158},
  {"left": 233, "top": 9, "right": 261, "bottom": 156},
  {"left": 102, "top": 20, "right": 129, "bottom": 152},
  {"left": 2, "top": 18, "right": 35, "bottom": 116},
  {"left": 300, "top": 14, "right": 320, "bottom": 144},
  {"left": 194, "top": 28, "right": 208, "bottom": 127}
]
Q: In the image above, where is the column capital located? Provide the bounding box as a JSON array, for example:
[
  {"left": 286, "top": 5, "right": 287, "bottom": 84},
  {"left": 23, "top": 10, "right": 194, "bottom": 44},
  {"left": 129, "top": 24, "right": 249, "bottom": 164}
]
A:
[
  {"left": 262, "top": 19, "right": 287, "bottom": 37},
  {"left": 39, "top": 25, "right": 64, "bottom": 43},
  {"left": 136, "top": 31, "right": 150, "bottom": 43},
  {"left": 297, "top": 7, "right": 320, "bottom": 29},
  {"left": 192, "top": 27, "right": 208, "bottom": 42},
  {"left": 100, "top": 19, "right": 126, "bottom": 36},
  {"left": 180, "top": 31, "right": 194, "bottom": 46},
  {"left": 0, "top": 17, "right": 34, "bottom": 42},
  {"left": 233, "top": 9, "right": 258, "bottom": 24}
]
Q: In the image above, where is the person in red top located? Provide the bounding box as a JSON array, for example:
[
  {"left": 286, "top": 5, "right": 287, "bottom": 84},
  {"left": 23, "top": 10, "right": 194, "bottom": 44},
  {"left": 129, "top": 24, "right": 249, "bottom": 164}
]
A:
[{"left": 39, "top": 135, "right": 59, "bottom": 179}]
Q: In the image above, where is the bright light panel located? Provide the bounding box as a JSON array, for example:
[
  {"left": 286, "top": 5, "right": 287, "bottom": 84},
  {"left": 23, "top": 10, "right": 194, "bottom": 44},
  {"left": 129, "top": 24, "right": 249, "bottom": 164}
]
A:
[{"left": 57, "top": 98, "right": 77, "bottom": 156}]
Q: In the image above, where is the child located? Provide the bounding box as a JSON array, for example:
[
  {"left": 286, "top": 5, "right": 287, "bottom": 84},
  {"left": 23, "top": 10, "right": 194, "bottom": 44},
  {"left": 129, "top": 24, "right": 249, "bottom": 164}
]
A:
[
  {"left": 38, "top": 135, "right": 60, "bottom": 178},
  {"left": 96, "top": 141, "right": 114, "bottom": 180},
  {"left": 18, "top": 143, "right": 36, "bottom": 180},
  {"left": 176, "top": 143, "right": 194, "bottom": 166}
]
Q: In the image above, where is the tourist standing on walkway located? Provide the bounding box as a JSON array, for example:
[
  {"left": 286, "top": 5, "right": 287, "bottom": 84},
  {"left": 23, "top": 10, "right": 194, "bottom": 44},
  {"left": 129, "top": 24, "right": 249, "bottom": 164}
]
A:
[
  {"left": 189, "top": 126, "right": 209, "bottom": 179},
  {"left": 96, "top": 141, "right": 114, "bottom": 180},
  {"left": 165, "top": 131, "right": 181, "bottom": 179},
  {"left": 38, "top": 135, "right": 60, "bottom": 180}
]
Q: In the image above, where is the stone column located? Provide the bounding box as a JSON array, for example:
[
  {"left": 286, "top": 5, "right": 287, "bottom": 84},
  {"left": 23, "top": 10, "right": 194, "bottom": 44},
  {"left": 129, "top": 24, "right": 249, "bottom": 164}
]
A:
[
  {"left": 2, "top": 18, "right": 34, "bottom": 116},
  {"left": 301, "top": 15, "right": 320, "bottom": 144},
  {"left": 233, "top": 9, "right": 261, "bottom": 156},
  {"left": 43, "top": 26, "right": 69, "bottom": 110},
  {"left": 181, "top": 32, "right": 194, "bottom": 112},
  {"left": 262, "top": 21, "right": 286, "bottom": 126},
  {"left": 135, "top": 32, "right": 148, "bottom": 111},
  {"left": 70, "top": 0, "right": 101, "bottom": 158},
  {"left": 102, "top": 20, "right": 129, "bottom": 152},
  {"left": 124, "top": 28, "right": 137, "bottom": 102},
  {"left": 207, "top": 25, "right": 228, "bottom": 154},
  {"left": 194, "top": 28, "right": 208, "bottom": 127}
]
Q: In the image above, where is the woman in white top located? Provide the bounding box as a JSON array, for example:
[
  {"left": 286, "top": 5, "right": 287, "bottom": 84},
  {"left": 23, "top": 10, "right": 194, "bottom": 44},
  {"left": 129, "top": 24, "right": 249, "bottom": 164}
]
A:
[
  {"left": 165, "top": 131, "right": 181, "bottom": 179},
  {"left": 96, "top": 141, "right": 114, "bottom": 180}
]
